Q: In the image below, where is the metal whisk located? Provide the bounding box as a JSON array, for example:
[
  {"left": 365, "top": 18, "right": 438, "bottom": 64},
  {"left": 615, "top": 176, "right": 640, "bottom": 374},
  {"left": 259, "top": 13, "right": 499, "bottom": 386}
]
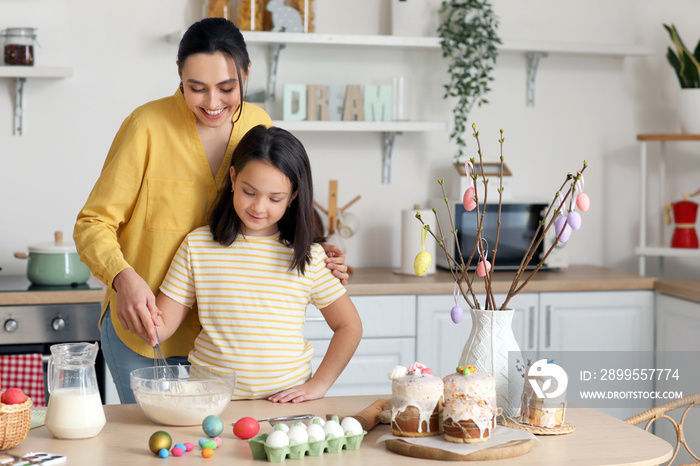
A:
[{"left": 152, "top": 329, "right": 171, "bottom": 373}]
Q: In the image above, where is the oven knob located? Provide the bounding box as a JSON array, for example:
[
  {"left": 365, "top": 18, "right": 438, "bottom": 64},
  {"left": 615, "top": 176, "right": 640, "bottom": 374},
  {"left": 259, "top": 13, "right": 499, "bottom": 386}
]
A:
[
  {"left": 4, "top": 319, "right": 18, "bottom": 333},
  {"left": 52, "top": 317, "right": 66, "bottom": 331}
]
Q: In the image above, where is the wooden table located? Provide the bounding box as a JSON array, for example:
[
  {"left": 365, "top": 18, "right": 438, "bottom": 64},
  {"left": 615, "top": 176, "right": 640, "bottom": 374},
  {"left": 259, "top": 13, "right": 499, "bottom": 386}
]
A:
[{"left": 9, "top": 395, "right": 672, "bottom": 465}]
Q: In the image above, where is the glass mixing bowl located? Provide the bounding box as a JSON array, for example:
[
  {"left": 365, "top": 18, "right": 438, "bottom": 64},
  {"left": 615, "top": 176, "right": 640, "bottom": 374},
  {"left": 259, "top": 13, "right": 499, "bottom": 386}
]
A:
[{"left": 130, "top": 365, "right": 236, "bottom": 426}]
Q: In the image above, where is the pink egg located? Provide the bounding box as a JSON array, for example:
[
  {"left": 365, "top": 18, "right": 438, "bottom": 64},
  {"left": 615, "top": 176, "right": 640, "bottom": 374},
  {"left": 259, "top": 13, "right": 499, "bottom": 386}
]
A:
[
  {"left": 476, "top": 259, "right": 491, "bottom": 277},
  {"left": 567, "top": 211, "right": 582, "bottom": 230},
  {"left": 171, "top": 446, "right": 184, "bottom": 457},
  {"left": 451, "top": 305, "right": 463, "bottom": 323},
  {"left": 576, "top": 192, "right": 590, "bottom": 212},
  {"left": 214, "top": 437, "right": 222, "bottom": 447},
  {"left": 463, "top": 187, "right": 477, "bottom": 211},
  {"left": 555, "top": 216, "right": 572, "bottom": 243},
  {"left": 184, "top": 442, "right": 194, "bottom": 452}
]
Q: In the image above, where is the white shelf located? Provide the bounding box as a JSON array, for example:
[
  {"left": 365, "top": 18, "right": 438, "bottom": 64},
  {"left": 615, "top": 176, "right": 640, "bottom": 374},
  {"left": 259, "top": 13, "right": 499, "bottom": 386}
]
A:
[
  {"left": 242, "top": 31, "right": 654, "bottom": 57},
  {"left": 0, "top": 66, "right": 73, "bottom": 78},
  {"left": 0, "top": 66, "right": 74, "bottom": 135},
  {"left": 272, "top": 120, "right": 446, "bottom": 132},
  {"left": 636, "top": 247, "right": 700, "bottom": 258}
]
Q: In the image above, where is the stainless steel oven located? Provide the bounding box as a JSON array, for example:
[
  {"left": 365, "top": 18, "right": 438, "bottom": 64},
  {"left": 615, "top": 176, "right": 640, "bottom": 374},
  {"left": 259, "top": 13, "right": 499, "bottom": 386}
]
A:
[{"left": 0, "top": 275, "right": 106, "bottom": 405}]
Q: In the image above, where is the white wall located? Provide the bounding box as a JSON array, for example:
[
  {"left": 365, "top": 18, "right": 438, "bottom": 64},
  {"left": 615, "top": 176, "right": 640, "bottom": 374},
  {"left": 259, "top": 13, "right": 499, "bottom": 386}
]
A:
[{"left": 1, "top": 0, "right": 699, "bottom": 279}]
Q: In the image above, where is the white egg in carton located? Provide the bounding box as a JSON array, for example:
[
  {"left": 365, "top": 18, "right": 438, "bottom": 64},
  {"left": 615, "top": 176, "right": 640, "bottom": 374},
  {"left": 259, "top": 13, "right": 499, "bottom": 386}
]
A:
[{"left": 248, "top": 415, "right": 366, "bottom": 462}]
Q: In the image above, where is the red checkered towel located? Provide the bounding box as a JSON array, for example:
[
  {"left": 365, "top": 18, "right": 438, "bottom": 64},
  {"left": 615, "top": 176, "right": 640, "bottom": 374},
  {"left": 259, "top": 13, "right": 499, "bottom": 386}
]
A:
[{"left": 0, "top": 353, "right": 46, "bottom": 407}]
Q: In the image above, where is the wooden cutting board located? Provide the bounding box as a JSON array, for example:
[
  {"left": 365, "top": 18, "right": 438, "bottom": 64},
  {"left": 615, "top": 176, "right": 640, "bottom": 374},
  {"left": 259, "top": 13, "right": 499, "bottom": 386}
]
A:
[{"left": 385, "top": 438, "right": 535, "bottom": 461}]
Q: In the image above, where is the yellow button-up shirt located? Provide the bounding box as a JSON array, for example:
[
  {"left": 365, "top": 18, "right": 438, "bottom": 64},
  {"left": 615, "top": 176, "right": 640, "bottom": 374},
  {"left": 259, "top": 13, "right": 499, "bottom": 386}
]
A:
[{"left": 74, "top": 88, "right": 272, "bottom": 357}]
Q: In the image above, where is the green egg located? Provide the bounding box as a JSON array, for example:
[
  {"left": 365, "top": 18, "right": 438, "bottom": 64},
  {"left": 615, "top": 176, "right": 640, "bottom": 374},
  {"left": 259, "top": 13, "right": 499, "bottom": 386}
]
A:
[{"left": 149, "top": 431, "right": 172, "bottom": 455}]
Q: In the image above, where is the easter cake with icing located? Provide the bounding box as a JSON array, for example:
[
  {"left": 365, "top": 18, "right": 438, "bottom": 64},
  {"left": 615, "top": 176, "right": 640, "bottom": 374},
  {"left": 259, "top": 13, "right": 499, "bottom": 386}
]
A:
[
  {"left": 388, "top": 362, "right": 444, "bottom": 437},
  {"left": 442, "top": 365, "right": 497, "bottom": 444}
]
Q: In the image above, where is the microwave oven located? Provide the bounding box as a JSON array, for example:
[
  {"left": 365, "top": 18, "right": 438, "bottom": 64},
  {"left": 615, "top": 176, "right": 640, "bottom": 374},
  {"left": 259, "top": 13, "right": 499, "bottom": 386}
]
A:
[{"left": 429, "top": 200, "right": 568, "bottom": 271}]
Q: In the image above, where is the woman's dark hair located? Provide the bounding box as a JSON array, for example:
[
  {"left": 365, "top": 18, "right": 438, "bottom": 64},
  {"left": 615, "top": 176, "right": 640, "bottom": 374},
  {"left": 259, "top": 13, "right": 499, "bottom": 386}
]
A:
[
  {"left": 210, "top": 125, "right": 316, "bottom": 274},
  {"left": 177, "top": 17, "right": 250, "bottom": 124}
]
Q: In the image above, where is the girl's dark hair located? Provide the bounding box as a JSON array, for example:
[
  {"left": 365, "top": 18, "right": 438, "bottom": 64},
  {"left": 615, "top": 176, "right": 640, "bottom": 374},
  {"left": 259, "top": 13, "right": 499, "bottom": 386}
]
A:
[
  {"left": 210, "top": 125, "right": 316, "bottom": 274},
  {"left": 177, "top": 17, "right": 249, "bottom": 124}
]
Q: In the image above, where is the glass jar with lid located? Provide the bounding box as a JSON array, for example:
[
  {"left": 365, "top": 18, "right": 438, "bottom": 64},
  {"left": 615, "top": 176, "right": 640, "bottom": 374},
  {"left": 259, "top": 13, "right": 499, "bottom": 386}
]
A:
[{"left": 2, "top": 27, "right": 37, "bottom": 66}]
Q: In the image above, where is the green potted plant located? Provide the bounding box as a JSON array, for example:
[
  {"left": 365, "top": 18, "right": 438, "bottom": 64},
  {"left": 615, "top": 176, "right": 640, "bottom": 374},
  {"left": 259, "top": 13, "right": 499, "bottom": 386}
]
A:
[
  {"left": 664, "top": 24, "right": 700, "bottom": 133},
  {"left": 438, "top": 0, "right": 501, "bottom": 161}
]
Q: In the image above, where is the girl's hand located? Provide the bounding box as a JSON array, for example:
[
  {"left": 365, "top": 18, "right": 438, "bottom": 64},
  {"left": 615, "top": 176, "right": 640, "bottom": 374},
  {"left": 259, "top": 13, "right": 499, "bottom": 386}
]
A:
[
  {"left": 322, "top": 244, "right": 349, "bottom": 285},
  {"left": 267, "top": 379, "right": 328, "bottom": 404},
  {"left": 113, "top": 268, "right": 159, "bottom": 347}
]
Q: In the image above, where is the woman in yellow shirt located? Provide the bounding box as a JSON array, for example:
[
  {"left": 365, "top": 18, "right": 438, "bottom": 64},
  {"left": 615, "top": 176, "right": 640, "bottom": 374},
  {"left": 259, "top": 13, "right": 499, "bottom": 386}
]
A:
[{"left": 73, "top": 18, "right": 347, "bottom": 404}]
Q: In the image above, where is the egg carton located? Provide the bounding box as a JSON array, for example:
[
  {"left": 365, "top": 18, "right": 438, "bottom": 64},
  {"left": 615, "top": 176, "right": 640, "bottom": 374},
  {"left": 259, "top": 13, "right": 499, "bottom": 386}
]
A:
[{"left": 247, "top": 431, "right": 366, "bottom": 463}]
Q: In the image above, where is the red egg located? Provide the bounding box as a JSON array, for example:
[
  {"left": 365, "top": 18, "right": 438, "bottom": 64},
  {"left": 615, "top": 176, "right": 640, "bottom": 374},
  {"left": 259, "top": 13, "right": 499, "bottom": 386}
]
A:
[
  {"left": 233, "top": 417, "right": 260, "bottom": 439},
  {"left": 1, "top": 387, "right": 27, "bottom": 405}
]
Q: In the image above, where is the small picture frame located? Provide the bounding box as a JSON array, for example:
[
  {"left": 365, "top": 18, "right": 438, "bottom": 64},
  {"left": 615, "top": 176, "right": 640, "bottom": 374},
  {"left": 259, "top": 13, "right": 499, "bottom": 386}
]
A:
[{"left": 454, "top": 161, "right": 512, "bottom": 177}]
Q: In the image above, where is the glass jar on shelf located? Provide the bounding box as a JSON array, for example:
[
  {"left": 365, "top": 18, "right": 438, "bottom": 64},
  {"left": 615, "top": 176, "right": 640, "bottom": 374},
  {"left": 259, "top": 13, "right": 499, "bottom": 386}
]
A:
[
  {"left": 2, "top": 27, "right": 38, "bottom": 66},
  {"left": 204, "top": 0, "right": 231, "bottom": 19}
]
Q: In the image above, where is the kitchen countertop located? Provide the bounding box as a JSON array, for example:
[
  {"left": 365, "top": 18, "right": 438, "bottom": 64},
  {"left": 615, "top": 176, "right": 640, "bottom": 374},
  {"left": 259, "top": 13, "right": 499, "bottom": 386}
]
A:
[
  {"left": 13, "top": 395, "right": 672, "bottom": 465},
  {"left": 2, "top": 265, "right": 697, "bottom": 305}
]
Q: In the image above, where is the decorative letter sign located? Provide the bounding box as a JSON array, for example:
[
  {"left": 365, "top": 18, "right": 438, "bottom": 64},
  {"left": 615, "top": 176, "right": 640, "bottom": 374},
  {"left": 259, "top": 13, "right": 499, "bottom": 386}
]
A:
[
  {"left": 342, "top": 85, "right": 365, "bottom": 121},
  {"left": 363, "top": 84, "right": 393, "bottom": 122},
  {"left": 283, "top": 84, "right": 307, "bottom": 121},
  {"left": 306, "top": 85, "right": 330, "bottom": 121}
]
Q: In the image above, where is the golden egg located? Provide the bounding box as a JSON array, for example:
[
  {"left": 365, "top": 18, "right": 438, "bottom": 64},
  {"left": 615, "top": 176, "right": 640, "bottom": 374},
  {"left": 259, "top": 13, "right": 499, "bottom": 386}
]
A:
[
  {"left": 413, "top": 251, "right": 431, "bottom": 276},
  {"left": 149, "top": 431, "right": 172, "bottom": 455}
]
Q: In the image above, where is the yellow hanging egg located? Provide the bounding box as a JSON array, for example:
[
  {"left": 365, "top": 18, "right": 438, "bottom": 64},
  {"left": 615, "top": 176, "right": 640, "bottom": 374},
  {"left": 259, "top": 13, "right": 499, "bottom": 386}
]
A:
[{"left": 414, "top": 251, "right": 432, "bottom": 276}]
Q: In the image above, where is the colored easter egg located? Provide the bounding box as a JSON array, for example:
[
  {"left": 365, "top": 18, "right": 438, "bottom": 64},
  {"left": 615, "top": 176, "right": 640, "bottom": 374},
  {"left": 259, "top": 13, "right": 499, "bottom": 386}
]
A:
[
  {"left": 576, "top": 192, "right": 590, "bottom": 212},
  {"left": 476, "top": 259, "right": 491, "bottom": 277},
  {"left": 214, "top": 437, "right": 222, "bottom": 447},
  {"left": 202, "top": 448, "right": 215, "bottom": 458},
  {"left": 414, "top": 250, "right": 432, "bottom": 276},
  {"left": 184, "top": 442, "right": 194, "bottom": 452},
  {"left": 233, "top": 417, "right": 261, "bottom": 439},
  {"left": 450, "top": 305, "right": 463, "bottom": 323},
  {"left": 463, "top": 187, "right": 477, "bottom": 211},
  {"left": 202, "top": 440, "right": 217, "bottom": 450},
  {"left": 555, "top": 216, "right": 572, "bottom": 243},
  {"left": 567, "top": 211, "right": 582, "bottom": 230},
  {"left": 202, "top": 415, "right": 224, "bottom": 438},
  {"left": 199, "top": 438, "right": 208, "bottom": 447},
  {"left": 171, "top": 446, "right": 184, "bottom": 457},
  {"left": 174, "top": 443, "right": 185, "bottom": 451},
  {"left": 158, "top": 448, "right": 169, "bottom": 458},
  {"left": 149, "top": 431, "right": 172, "bottom": 455}
]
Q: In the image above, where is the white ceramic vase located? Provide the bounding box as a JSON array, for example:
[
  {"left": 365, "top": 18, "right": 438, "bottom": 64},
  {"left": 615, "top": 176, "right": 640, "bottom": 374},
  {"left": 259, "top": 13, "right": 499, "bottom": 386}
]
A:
[
  {"left": 678, "top": 88, "right": 700, "bottom": 134},
  {"left": 458, "top": 308, "right": 523, "bottom": 419}
]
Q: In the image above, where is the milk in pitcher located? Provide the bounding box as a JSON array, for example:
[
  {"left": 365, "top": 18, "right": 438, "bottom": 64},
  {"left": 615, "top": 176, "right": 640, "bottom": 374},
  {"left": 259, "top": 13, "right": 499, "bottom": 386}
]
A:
[{"left": 45, "top": 389, "right": 106, "bottom": 439}]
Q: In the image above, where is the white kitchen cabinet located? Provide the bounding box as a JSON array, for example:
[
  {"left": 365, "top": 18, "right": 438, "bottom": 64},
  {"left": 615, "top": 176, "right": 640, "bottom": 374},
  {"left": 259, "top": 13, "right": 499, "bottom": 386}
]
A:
[
  {"left": 305, "top": 295, "right": 416, "bottom": 396},
  {"left": 415, "top": 293, "right": 539, "bottom": 378},
  {"left": 654, "top": 293, "right": 700, "bottom": 465}
]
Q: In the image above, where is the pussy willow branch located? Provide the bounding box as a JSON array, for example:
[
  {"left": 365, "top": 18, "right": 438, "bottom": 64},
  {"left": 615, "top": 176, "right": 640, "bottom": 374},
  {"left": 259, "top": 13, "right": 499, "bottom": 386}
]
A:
[
  {"left": 500, "top": 162, "right": 588, "bottom": 309},
  {"left": 485, "top": 129, "right": 506, "bottom": 310},
  {"left": 471, "top": 128, "right": 495, "bottom": 309}
]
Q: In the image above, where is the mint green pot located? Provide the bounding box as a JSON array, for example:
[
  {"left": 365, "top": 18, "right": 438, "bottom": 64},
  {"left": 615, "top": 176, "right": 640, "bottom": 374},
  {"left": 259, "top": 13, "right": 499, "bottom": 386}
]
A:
[{"left": 16, "top": 232, "right": 91, "bottom": 286}]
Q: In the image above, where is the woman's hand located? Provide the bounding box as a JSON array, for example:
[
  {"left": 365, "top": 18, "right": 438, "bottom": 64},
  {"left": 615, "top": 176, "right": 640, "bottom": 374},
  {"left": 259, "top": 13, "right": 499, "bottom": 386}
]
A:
[
  {"left": 322, "top": 243, "right": 349, "bottom": 285},
  {"left": 113, "top": 268, "right": 159, "bottom": 346},
  {"left": 267, "top": 379, "right": 329, "bottom": 404}
]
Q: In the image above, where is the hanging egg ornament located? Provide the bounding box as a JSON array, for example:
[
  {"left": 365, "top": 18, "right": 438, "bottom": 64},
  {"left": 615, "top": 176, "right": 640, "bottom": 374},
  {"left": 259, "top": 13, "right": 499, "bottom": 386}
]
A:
[
  {"left": 576, "top": 192, "right": 590, "bottom": 212},
  {"left": 463, "top": 187, "right": 477, "bottom": 211},
  {"left": 567, "top": 211, "right": 582, "bottom": 230},
  {"left": 476, "top": 259, "right": 491, "bottom": 277},
  {"left": 414, "top": 251, "right": 431, "bottom": 276},
  {"left": 450, "top": 305, "right": 463, "bottom": 323},
  {"left": 555, "top": 216, "right": 572, "bottom": 243}
]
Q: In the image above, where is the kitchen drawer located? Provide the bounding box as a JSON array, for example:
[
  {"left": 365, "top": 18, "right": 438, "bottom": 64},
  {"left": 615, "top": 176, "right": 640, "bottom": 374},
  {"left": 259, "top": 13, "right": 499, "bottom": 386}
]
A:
[
  {"left": 304, "top": 295, "right": 416, "bottom": 340},
  {"left": 309, "top": 337, "right": 415, "bottom": 396}
]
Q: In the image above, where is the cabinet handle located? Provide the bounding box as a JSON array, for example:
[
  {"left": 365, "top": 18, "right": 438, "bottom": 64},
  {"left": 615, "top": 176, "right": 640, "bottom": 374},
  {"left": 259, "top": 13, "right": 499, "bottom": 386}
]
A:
[
  {"left": 305, "top": 317, "right": 326, "bottom": 323},
  {"left": 545, "top": 305, "right": 552, "bottom": 349},
  {"left": 528, "top": 306, "right": 535, "bottom": 350}
]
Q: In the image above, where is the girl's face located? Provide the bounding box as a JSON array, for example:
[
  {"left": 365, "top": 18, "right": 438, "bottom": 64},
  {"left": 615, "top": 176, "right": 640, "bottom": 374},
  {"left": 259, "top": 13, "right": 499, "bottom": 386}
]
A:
[
  {"left": 230, "top": 160, "right": 297, "bottom": 237},
  {"left": 179, "top": 51, "right": 247, "bottom": 129}
]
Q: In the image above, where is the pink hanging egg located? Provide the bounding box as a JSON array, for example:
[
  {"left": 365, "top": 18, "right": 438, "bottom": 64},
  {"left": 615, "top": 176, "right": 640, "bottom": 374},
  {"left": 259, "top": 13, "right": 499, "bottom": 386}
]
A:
[
  {"left": 476, "top": 259, "right": 491, "bottom": 277},
  {"left": 450, "top": 305, "right": 463, "bottom": 323},
  {"left": 576, "top": 192, "right": 590, "bottom": 212},
  {"left": 463, "top": 187, "right": 477, "bottom": 211},
  {"left": 555, "top": 216, "right": 572, "bottom": 243},
  {"left": 567, "top": 211, "right": 582, "bottom": 230}
]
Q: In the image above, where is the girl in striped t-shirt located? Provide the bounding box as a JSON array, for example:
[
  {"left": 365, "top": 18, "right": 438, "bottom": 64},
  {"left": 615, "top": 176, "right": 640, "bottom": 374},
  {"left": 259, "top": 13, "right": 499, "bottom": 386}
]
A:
[{"left": 152, "top": 125, "right": 362, "bottom": 402}]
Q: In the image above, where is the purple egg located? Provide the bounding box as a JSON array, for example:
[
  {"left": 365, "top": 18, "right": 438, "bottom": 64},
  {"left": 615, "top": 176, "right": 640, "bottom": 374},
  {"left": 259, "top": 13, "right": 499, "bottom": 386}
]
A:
[
  {"left": 451, "top": 305, "right": 463, "bottom": 323},
  {"left": 567, "top": 211, "right": 582, "bottom": 230},
  {"left": 555, "top": 216, "right": 572, "bottom": 243}
]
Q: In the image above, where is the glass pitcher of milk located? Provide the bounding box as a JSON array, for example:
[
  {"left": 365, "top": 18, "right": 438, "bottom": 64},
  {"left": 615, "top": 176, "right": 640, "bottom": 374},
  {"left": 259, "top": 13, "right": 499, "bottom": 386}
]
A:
[{"left": 45, "top": 342, "right": 106, "bottom": 439}]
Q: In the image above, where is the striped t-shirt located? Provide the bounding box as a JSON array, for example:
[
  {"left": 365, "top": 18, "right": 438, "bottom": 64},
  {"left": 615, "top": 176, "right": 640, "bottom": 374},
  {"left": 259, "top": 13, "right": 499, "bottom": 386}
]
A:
[{"left": 159, "top": 226, "right": 347, "bottom": 399}]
